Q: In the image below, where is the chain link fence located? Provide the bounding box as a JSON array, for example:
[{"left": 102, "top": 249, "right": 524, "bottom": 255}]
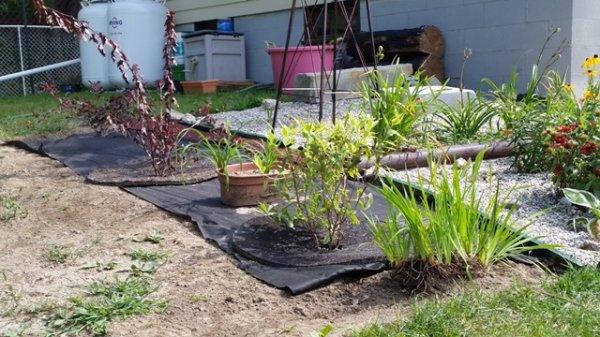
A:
[{"left": 0, "top": 0, "right": 81, "bottom": 97}]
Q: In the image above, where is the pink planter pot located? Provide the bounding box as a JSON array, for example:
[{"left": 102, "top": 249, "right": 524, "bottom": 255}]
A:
[{"left": 267, "top": 45, "right": 334, "bottom": 93}]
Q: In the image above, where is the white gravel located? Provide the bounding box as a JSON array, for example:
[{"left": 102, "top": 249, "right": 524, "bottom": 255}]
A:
[
  {"left": 200, "top": 99, "right": 363, "bottom": 137},
  {"left": 174, "top": 100, "right": 600, "bottom": 267}
]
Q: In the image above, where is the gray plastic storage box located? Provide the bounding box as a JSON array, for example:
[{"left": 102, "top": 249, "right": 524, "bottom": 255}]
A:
[{"left": 183, "top": 30, "right": 246, "bottom": 81}]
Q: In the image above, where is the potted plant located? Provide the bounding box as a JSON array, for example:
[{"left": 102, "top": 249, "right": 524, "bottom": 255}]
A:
[{"left": 179, "top": 126, "right": 287, "bottom": 207}]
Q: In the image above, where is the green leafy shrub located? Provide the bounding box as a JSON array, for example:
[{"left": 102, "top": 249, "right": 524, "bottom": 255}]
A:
[
  {"left": 482, "top": 66, "right": 557, "bottom": 173},
  {"left": 432, "top": 93, "right": 497, "bottom": 144},
  {"left": 482, "top": 28, "right": 568, "bottom": 174},
  {"left": 264, "top": 115, "right": 374, "bottom": 249},
  {"left": 369, "top": 152, "right": 552, "bottom": 289}
]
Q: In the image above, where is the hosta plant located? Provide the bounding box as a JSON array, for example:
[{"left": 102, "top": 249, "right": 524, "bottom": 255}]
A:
[
  {"left": 369, "top": 151, "right": 553, "bottom": 290},
  {"left": 562, "top": 188, "right": 600, "bottom": 240}
]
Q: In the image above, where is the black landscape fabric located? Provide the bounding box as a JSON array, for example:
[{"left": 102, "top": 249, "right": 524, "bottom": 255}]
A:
[
  {"left": 11, "top": 132, "right": 148, "bottom": 177},
  {"left": 10, "top": 133, "right": 389, "bottom": 294}
]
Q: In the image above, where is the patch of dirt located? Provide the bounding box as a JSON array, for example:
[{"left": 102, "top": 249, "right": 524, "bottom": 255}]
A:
[{"left": 0, "top": 141, "right": 549, "bottom": 337}]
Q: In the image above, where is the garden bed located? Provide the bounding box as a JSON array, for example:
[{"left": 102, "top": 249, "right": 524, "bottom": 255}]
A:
[
  {"left": 178, "top": 100, "right": 600, "bottom": 268},
  {"left": 0, "top": 139, "right": 547, "bottom": 336}
]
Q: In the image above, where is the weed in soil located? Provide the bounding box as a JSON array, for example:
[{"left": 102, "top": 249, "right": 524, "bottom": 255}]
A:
[
  {"left": 130, "top": 261, "right": 160, "bottom": 276},
  {"left": 1, "top": 323, "right": 30, "bottom": 337},
  {"left": 139, "top": 230, "right": 165, "bottom": 244},
  {"left": 0, "top": 194, "right": 27, "bottom": 221},
  {"left": 81, "top": 260, "right": 119, "bottom": 272},
  {"left": 44, "top": 244, "right": 72, "bottom": 265},
  {"left": 44, "top": 277, "right": 167, "bottom": 336},
  {"left": 130, "top": 249, "right": 167, "bottom": 262},
  {"left": 0, "top": 270, "right": 22, "bottom": 317}
]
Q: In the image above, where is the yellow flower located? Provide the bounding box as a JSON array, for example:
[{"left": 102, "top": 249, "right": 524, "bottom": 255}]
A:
[
  {"left": 563, "top": 84, "right": 574, "bottom": 91},
  {"left": 582, "top": 54, "right": 600, "bottom": 68},
  {"left": 586, "top": 69, "right": 599, "bottom": 77},
  {"left": 583, "top": 90, "right": 596, "bottom": 100}
]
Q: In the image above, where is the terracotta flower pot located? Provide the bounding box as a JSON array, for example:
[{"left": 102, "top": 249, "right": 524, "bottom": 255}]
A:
[
  {"left": 217, "top": 162, "right": 286, "bottom": 207},
  {"left": 181, "top": 80, "right": 219, "bottom": 94}
]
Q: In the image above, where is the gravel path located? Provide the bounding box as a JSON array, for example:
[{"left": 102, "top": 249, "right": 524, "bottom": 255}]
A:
[{"left": 174, "top": 99, "right": 363, "bottom": 138}]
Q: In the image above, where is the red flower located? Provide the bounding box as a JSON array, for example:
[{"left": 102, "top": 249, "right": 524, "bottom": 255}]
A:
[
  {"left": 580, "top": 141, "right": 598, "bottom": 155},
  {"left": 554, "top": 166, "right": 563, "bottom": 176},
  {"left": 553, "top": 134, "right": 570, "bottom": 148},
  {"left": 569, "top": 123, "right": 579, "bottom": 131},
  {"left": 558, "top": 125, "right": 572, "bottom": 133},
  {"left": 595, "top": 168, "right": 600, "bottom": 177}
]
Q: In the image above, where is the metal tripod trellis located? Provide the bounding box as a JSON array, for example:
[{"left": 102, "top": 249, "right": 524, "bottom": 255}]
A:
[{"left": 271, "top": 0, "right": 378, "bottom": 129}]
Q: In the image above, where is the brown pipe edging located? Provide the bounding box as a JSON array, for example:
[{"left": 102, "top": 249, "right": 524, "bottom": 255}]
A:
[{"left": 358, "top": 141, "right": 515, "bottom": 171}]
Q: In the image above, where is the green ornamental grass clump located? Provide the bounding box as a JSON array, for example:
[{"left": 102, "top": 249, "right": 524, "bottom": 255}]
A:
[
  {"left": 432, "top": 93, "right": 497, "bottom": 144},
  {"left": 360, "top": 68, "right": 433, "bottom": 172},
  {"left": 370, "top": 151, "right": 553, "bottom": 289}
]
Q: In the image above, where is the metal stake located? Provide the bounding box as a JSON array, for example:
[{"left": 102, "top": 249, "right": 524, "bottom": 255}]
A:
[{"left": 272, "top": 0, "right": 297, "bottom": 130}]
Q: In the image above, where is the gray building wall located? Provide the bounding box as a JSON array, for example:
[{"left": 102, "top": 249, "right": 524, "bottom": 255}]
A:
[
  {"left": 235, "top": 10, "right": 305, "bottom": 84},
  {"left": 184, "top": 0, "right": 600, "bottom": 93},
  {"left": 362, "top": 0, "right": 573, "bottom": 91},
  {"left": 570, "top": 0, "right": 600, "bottom": 93}
]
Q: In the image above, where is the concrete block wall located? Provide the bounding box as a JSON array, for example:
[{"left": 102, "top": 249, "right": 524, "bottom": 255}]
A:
[{"left": 362, "top": 0, "right": 573, "bottom": 92}]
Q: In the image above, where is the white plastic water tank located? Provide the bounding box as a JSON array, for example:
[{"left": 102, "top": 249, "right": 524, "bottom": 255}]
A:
[
  {"left": 78, "top": 0, "right": 111, "bottom": 89},
  {"left": 107, "top": 0, "right": 167, "bottom": 88}
]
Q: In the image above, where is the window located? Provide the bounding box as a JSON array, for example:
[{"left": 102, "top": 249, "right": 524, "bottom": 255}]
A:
[{"left": 303, "top": 0, "right": 360, "bottom": 45}]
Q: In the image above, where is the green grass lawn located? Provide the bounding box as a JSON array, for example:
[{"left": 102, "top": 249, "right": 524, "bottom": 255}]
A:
[
  {"left": 0, "top": 87, "right": 280, "bottom": 140},
  {"left": 350, "top": 267, "right": 600, "bottom": 337}
]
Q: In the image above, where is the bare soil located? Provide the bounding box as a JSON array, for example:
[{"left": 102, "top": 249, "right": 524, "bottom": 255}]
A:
[{"left": 0, "top": 140, "right": 548, "bottom": 337}]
